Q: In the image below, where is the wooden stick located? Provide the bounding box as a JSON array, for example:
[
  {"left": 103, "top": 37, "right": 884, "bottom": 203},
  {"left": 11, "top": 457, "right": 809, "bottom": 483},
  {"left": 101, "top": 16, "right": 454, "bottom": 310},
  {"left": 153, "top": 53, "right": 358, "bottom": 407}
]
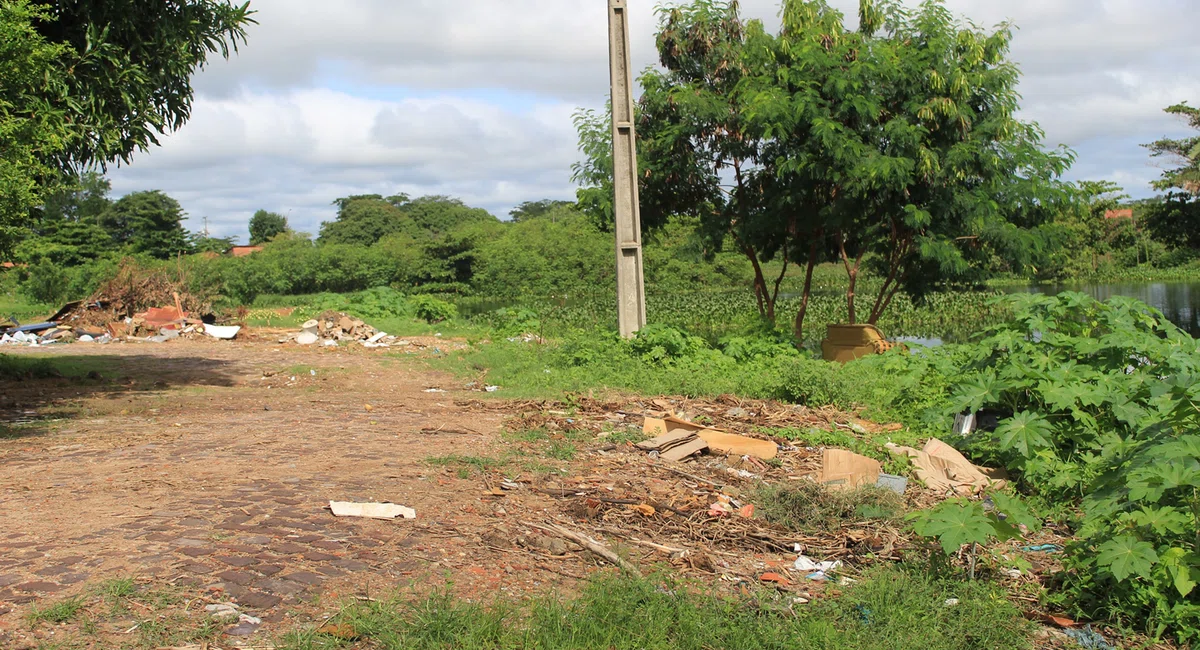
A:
[{"left": 523, "top": 521, "right": 642, "bottom": 577}]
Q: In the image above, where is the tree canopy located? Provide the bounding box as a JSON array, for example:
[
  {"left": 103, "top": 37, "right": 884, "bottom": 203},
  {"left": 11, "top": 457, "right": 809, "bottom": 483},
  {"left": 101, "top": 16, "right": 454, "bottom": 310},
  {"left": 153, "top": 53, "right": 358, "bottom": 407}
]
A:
[
  {"left": 1146, "top": 103, "right": 1200, "bottom": 194},
  {"left": 248, "top": 209, "right": 288, "bottom": 245},
  {"left": 575, "top": 0, "right": 1075, "bottom": 339},
  {"left": 99, "top": 190, "right": 189, "bottom": 259},
  {"left": 0, "top": 0, "right": 253, "bottom": 255}
]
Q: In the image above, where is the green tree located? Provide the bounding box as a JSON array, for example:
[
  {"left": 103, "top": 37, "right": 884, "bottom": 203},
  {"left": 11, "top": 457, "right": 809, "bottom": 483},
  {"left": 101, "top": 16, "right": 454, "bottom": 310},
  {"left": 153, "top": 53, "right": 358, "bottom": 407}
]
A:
[
  {"left": 248, "top": 209, "right": 287, "bottom": 245},
  {"left": 189, "top": 232, "right": 235, "bottom": 254},
  {"left": 0, "top": 0, "right": 252, "bottom": 254},
  {"left": 1146, "top": 103, "right": 1200, "bottom": 194},
  {"left": 37, "top": 171, "right": 112, "bottom": 226},
  {"left": 100, "top": 190, "right": 189, "bottom": 259},
  {"left": 509, "top": 200, "right": 575, "bottom": 222},
  {"left": 746, "top": 0, "right": 1072, "bottom": 334},
  {"left": 319, "top": 196, "right": 420, "bottom": 247},
  {"left": 1143, "top": 102, "right": 1200, "bottom": 255},
  {"left": 0, "top": 2, "right": 70, "bottom": 254},
  {"left": 403, "top": 196, "right": 498, "bottom": 238}
]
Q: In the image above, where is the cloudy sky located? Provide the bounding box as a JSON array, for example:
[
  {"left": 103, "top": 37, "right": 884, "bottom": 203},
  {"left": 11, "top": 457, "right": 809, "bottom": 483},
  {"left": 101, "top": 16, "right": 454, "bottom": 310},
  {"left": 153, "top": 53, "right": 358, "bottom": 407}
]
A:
[{"left": 107, "top": 0, "right": 1200, "bottom": 241}]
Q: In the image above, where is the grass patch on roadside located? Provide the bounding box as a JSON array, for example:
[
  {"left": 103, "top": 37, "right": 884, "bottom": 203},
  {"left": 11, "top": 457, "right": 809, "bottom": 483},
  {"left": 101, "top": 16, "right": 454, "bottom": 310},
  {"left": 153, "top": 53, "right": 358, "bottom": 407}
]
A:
[
  {"left": 426, "top": 454, "right": 507, "bottom": 478},
  {"left": 278, "top": 566, "right": 1033, "bottom": 650},
  {"left": 756, "top": 482, "right": 905, "bottom": 533},
  {"left": 0, "top": 353, "right": 60, "bottom": 380},
  {"left": 27, "top": 597, "right": 85, "bottom": 625}
]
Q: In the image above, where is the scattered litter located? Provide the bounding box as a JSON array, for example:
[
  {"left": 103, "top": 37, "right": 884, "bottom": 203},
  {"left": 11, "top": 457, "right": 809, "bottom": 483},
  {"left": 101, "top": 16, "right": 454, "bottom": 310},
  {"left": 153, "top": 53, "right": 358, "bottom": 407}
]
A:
[
  {"left": 287, "top": 311, "right": 400, "bottom": 348},
  {"left": 760, "top": 572, "right": 790, "bottom": 586},
  {"left": 815, "top": 449, "right": 880, "bottom": 491},
  {"left": 204, "top": 324, "right": 241, "bottom": 340},
  {"left": 1022, "top": 544, "right": 1063, "bottom": 554},
  {"left": 875, "top": 473, "right": 908, "bottom": 495},
  {"left": 225, "top": 613, "right": 262, "bottom": 637},
  {"left": 296, "top": 331, "right": 319, "bottom": 345},
  {"left": 1063, "top": 625, "right": 1116, "bottom": 650},
  {"left": 329, "top": 501, "right": 416, "bottom": 520},
  {"left": 485, "top": 385, "right": 500, "bottom": 393},
  {"left": 944, "top": 598, "right": 960, "bottom": 607},
  {"left": 423, "top": 388, "right": 447, "bottom": 393},
  {"left": 316, "top": 622, "right": 360, "bottom": 640},
  {"left": 1004, "top": 568, "right": 1023, "bottom": 578},
  {"left": 806, "top": 571, "right": 829, "bottom": 581},
  {"left": 794, "top": 555, "right": 842, "bottom": 573},
  {"left": 205, "top": 603, "right": 240, "bottom": 620},
  {"left": 886, "top": 438, "right": 1007, "bottom": 495}
]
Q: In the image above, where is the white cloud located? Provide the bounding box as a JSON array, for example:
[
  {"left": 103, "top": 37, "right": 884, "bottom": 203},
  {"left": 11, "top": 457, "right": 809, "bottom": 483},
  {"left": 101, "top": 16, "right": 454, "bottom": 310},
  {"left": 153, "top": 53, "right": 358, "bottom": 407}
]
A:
[{"left": 108, "top": 0, "right": 1200, "bottom": 239}]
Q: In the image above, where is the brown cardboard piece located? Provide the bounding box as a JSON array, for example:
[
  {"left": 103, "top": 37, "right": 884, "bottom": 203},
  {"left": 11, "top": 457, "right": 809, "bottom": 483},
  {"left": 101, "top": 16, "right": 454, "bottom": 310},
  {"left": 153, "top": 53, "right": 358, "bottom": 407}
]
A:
[
  {"left": 642, "top": 416, "right": 778, "bottom": 460},
  {"left": 887, "top": 438, "right": 1007, "bottom": 495},
  {"left": 816, "top": 449, "right": 881, "bottom": 490},
  {"left": 660, "top": 438, "right": 711, "bottom": 462}
]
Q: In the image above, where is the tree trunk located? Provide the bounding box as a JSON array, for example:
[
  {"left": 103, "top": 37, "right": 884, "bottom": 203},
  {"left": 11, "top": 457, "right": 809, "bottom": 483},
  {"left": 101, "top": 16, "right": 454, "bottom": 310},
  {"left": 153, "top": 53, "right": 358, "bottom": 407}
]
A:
[
  {"left": 793, "top": 236, "right": 820, "bottom": 344},
  {"left": 737, "top": 238, "right": 773, "bottom": 323},
  {"left": 838, "top": 233, "right": 863, "bottom": 325}
]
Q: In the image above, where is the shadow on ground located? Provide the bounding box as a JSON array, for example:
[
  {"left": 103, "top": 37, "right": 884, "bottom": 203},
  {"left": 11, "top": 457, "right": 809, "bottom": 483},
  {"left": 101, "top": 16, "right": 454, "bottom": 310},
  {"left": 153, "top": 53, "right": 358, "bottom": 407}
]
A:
[{"left": 0, "top": 353, "right": 238, "bottom": 440}]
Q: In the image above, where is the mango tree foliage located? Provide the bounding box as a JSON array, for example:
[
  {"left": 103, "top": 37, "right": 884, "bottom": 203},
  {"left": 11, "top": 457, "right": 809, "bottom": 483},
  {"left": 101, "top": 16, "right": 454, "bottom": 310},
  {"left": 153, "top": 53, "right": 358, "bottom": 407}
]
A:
[
  {"left": 1143, "top": 103, "right": 1200, "bottom": 253},
  {"left": 99, "top": 190, "right": 190, "bottom": 259},
  {"left": 248, "top": 209, "right": 287, "bottom": 246},
  {"left": 0, "top": 2, "right": 70, "bottom": 254}
]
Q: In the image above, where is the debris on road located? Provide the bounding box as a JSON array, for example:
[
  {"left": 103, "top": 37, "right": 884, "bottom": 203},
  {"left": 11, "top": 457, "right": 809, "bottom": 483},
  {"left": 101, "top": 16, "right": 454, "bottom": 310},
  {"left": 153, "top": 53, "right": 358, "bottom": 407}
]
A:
[
  {"left": 524, "top": 521, "right": 643, "bottom": 577},
  {"left": 328, "top": 501, "right": 416, "bottom": 520}
]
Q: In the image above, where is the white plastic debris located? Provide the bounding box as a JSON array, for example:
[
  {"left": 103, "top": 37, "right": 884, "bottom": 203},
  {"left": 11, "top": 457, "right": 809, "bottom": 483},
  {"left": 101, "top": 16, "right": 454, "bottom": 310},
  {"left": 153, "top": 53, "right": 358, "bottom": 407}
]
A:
[
  {"left": 78, "top": 335, "right": 95, "bottom": 342},
  {"left": 944, "top": 598, "right": 960, "bottom": 607},
  {"left": 204, "top": 324, "right": 241, "bottom": 340},
  {"left": 485, "top": 385, "right": 500, "bottom": 393},
  {"left": 322, "top": 339, "right": 338, "bottom": 347},
  {"left": 329, "top": 501, "right": 416, "bottom": 520},
  {"left": 795, "top": 555, "right": 843, "bottom": 573},
  {"left": 295, "top": 331, "right": 319, "bottom": 345}
]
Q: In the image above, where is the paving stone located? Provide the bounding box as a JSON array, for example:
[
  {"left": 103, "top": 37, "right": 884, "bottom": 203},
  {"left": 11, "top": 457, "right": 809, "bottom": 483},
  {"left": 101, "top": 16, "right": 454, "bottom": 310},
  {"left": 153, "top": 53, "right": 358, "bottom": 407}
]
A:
[
  {"left": 287, "top": 522, "right": 321, "bottom": 532},
  {"left": 281, "top": 571, "right": 325, "bottom": 586},
  {"left": 315, "top": 566, "right": 345, "bottom": 577},
  {"left": 240, "top": 536, "right": 272, "bottom": 545},
  {"left": 220, "top": 544, "right": 260, "bottom": 554},
  {"left": 171, "top": 538, "right": 209, "bottom": 548},
  {"left": 214, "top": 555, "right": 257, "bottom": 568},
  {"left": 237, "top": 590, "right": 282, "bottom": 609},
  {"left": 254, "top": 565, "right": 283, "bottom": 577},
  {"left": 14, "top": 581, "right": 64, "bottom": 594},
  {"left": 0, "top": 542, "right": 36, "bottom": 549},
  {"left": 51, "top": 556, "right": 85, "bottom": 566},
  {"left": 179, "top": 518, "right": 208, "bottom": 527},
  {"left": 273, "top": 543, "right": 306, "bottom": 554},
  {"left": 330, "top": 559, "right": 368, "bottom": 571},
  {"left": 0, "top": 575, "right": 20, "bottom": 588},
  {"left": 310, "top": 540, "right": 343, "bottom": 550},
  {"left": 34, "top": 565, "right": 73, "bottom": 577},
  {"left": 254, "top": 578, "right": 306, "bottom": 596},
  {"left": 291, "top": 535, "right": 322, "bottom": 543},
  {"left": 183, "top": 564, "right": 215, "bottom": 574},
  {"left": 0, "top": 606, "right": 10, "bottom": 616},
  {"left": 144, "top": 533, "right": 175, "bottom": 543},
  {"left": 178, "top": 547, "right": 216, "bottom": 557},
  {"left": 57, "top": 573, "right": 89, "bottom": 585},
  {"left": 216, "top": 570, "right": 256, "bottom": 586},
  {"left": 303, "top": 551, "right": 337, "bottom": 562}
]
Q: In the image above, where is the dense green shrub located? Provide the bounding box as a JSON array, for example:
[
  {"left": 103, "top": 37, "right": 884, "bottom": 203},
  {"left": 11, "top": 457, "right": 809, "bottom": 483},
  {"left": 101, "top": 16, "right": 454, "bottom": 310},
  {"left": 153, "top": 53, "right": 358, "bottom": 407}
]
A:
[
  {"left": 948, "top": 293, "right": 1200, "bottom": 641},
  {"left": 411, "top": 295, "right": 457, "bottom": 323}
]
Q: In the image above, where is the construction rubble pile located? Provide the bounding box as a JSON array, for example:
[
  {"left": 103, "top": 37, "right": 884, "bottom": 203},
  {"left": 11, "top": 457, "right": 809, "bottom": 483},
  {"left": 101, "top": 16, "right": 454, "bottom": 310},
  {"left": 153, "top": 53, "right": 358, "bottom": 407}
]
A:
[
  {"left": 0, "top": 261, "right": 245, "bottom": 346},
  {"left": 284, "top": 311, "right": 405, "bottom": 348},
  {"left": 454, "top": 395, "right": 1024, "bottom": 593}
]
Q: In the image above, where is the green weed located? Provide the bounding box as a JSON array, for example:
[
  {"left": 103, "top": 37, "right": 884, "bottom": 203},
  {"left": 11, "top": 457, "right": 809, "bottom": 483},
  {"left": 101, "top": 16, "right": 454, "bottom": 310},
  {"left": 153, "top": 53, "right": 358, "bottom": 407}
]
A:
[
  {"left": 426, "top": 454, "right": 505, "bottom": 476},
  {"left": 755, "top": 482, "right": 905, "bottom": 533},
  {"left": 27, "top": 597, "right": 85, "bottom": 624},
  {"left": 276, "top": 566, "right": 1032, "bottom": 650}
]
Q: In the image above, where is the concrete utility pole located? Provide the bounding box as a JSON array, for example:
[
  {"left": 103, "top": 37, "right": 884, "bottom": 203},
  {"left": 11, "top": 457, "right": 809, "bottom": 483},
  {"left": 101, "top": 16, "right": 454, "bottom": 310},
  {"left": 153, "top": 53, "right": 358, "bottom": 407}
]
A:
[{"left": 608, "top": 0, "right": 646, "bottom": 338}]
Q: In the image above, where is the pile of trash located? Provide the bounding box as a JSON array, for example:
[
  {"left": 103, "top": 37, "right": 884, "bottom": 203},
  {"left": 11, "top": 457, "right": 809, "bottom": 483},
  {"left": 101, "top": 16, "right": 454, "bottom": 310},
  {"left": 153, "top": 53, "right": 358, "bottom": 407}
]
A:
[{"left": 285, "top": 311, "right": 404, "bottom": 348}]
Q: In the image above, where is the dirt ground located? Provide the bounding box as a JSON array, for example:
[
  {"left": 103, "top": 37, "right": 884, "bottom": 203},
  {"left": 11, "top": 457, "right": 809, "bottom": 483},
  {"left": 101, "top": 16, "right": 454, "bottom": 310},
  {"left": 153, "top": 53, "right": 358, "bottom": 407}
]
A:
[{"left": 0, "top": 336, "right": 1077, "bottom": 649}]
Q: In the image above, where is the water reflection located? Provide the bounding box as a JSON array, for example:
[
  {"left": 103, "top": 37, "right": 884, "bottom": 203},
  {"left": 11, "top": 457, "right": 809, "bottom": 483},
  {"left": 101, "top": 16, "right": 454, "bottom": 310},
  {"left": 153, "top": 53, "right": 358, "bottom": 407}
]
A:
[{"left": 1004, "top": 282, "right": 1200, "bottom": 337}]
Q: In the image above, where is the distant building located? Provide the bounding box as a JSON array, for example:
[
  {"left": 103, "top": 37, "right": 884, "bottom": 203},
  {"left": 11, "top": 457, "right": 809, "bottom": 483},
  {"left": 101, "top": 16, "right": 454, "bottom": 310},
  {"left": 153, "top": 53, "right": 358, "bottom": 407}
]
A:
[
  {"left": 229, "top": 246, "right": 264, "bottom": 257},
  {"left": 1104, "top": 209, "right": 1134, "bottom": 220}
]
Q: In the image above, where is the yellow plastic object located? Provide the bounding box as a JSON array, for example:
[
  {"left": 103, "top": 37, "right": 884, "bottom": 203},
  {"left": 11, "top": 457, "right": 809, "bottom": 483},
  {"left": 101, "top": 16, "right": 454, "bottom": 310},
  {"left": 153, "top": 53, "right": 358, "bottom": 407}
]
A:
[{"left": 820, "top": 324, "right": 894, "bottom": 363}]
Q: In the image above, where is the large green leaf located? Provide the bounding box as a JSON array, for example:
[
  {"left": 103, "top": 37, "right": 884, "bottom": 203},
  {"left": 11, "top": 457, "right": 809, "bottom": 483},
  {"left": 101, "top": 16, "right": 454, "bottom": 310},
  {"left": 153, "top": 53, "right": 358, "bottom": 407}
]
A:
[
  {"left": 1096, "top": 535, "right": 1158, "bottom": 581},
  {"left": 911, "top": 501, "right": 996, "bottom": 555},
  {"left": 994, "top": 411, "right": 1054, "bottom": 457}
]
